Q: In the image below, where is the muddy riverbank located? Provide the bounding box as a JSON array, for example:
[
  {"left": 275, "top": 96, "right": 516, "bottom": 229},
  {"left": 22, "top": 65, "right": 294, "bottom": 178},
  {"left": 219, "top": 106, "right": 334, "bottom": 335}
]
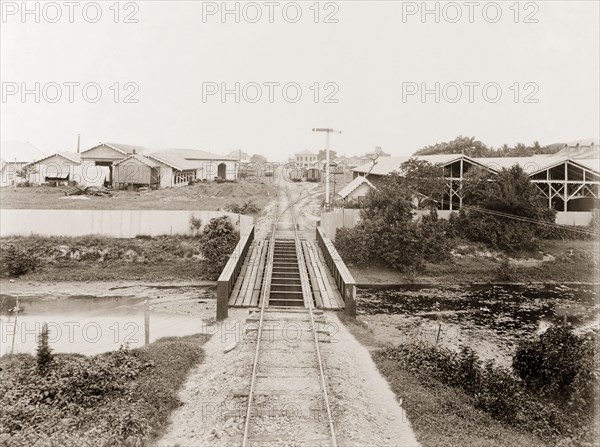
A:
[{"left": 352, "top": 282, "right": 599, "bottom": 367}]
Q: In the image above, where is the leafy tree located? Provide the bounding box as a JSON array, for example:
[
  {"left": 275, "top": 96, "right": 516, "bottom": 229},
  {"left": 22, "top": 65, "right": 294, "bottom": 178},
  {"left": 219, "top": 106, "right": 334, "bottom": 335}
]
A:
[
  {"left": 414, "top": 135, "right": 493, "bottom": 157},
  {"left": 250, "top": 154, "right": 267, "bottom": 164},
  {"left": 317, "top": 149, "right": 337, "bottom": 161},
  {"left": 458, "top": 165, "right": 555, "bottom": 251},
  {"left": 335, "top": 170, "right": 453, "bottom": 271},
  {"left": 398, "top": 159, "right": 447, "bottom": 208}
]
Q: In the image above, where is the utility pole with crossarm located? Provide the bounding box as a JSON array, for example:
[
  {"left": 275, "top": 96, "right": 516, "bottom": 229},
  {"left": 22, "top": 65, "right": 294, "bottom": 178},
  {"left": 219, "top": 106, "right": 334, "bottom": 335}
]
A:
[{"left": 312, "top": 128, "right": 341, "bottom": 210}]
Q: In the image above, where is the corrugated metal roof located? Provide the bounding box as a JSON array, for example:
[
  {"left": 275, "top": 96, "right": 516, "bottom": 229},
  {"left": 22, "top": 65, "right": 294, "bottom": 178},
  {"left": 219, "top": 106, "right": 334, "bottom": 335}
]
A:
[
  {"left": 338, "top": 176, "right": 375, "bottom": 199},
  {"left": 146, "top": 149, "right": 235, "bottom": 171},
  {"left": 114, "top": 154, "right": 162, "bottom": 168},
  {"left": 80, "top": 142, "right": 146, "bottom": 156},
  {"left": 26, "top": 151, "right": 81, "bottom": 166},
  {"left": 353, "top": 153, "right": 600, "bottom": 178},
  {"left": 352, "top": 154, "right": 470, "bottom": 176}
]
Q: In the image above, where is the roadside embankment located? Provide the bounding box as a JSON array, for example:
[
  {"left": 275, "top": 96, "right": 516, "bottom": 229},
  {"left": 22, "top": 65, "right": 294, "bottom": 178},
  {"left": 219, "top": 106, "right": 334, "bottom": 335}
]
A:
[{"left": 0, "top": 333, "right": 207, "bottom": 447}]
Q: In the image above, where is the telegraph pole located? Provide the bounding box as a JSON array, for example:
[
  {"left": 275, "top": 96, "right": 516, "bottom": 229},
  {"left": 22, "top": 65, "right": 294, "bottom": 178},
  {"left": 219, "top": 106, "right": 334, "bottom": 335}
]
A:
[{"left": 312, "top": 128, "right": 341, "bottom": 210}]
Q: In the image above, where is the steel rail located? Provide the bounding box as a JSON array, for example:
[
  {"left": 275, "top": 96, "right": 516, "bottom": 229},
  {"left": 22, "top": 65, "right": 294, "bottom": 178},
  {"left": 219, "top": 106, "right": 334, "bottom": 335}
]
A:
[
  {"left": 242, "top": 175, "right": 337, "bottom": 447},
  {"left": 283, "top": 180, "right": 338, "bottom": 447}
]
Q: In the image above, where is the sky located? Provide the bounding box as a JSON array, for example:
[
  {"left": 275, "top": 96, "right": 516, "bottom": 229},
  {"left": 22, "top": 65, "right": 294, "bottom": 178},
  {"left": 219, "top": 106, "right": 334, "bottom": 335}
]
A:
[{"left": 1, "top": 1, "right": 599, "bottom": 161}]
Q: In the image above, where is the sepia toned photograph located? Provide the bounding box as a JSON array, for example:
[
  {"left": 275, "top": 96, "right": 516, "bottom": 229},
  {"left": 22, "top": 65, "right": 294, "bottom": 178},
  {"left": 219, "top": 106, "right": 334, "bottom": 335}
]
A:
[{"left": 1, "top": 1, "right": 599, "bottom": 446}]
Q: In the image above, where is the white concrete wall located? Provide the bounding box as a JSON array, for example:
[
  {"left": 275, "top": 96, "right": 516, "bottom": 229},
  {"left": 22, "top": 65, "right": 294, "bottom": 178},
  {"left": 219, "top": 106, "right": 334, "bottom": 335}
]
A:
[
  {"left": 320, "top": 208, "right": 362, "bottom": 240},
  {"left": 555, "top": 211, "right": 593, "bottom": 226},
  {"left": 1, "top": 210, "right": 254, "bottom": 238}
]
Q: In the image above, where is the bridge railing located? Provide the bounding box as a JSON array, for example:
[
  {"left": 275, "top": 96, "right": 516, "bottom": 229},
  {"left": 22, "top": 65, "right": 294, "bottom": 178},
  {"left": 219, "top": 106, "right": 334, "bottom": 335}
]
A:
[
  {"left": 217, "top": 225, "right": 255, "bottom": 320},
  {"left": 316, "top": 226, "right": 357, "bottom": 317}
]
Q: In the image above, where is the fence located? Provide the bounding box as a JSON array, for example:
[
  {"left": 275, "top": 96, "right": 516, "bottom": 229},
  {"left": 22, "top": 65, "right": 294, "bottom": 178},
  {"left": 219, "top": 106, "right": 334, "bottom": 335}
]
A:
[
  {"left": 316, "top": 227, "right": 356, "bottom": 317},
  {"left": 216, "top": 225, "right": 255, "bottom": 320},
  {"left": 0, "top": 209, "right": 254, "bottom": 238}
]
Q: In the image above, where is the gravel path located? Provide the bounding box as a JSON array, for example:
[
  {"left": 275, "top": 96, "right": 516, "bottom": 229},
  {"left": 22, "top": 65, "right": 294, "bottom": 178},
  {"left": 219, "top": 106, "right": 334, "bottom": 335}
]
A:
[{"left": 155, "top": 307, "right": 419, "bottom": 446}]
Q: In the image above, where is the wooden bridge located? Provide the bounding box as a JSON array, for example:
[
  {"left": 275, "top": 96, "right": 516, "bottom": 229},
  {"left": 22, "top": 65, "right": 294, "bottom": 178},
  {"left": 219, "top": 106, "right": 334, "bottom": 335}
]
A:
[{"left": 216, "top": 202, "right": 357, "bottom": 320}]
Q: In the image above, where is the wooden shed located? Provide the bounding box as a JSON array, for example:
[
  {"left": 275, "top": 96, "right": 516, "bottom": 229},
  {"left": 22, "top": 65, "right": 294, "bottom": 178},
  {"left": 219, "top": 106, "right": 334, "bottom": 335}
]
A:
[
  {"left": 80, "top": 142, "right": 145, "bottom": 186},
  {"left": 113, "top": 154, "right": 160, "bottom": 189}
]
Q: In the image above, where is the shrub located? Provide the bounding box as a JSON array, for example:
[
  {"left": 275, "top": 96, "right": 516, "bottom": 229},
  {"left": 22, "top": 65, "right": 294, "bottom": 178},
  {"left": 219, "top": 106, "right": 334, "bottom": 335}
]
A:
[
  {"left": 199, "top": 216, "right": 239, "bottom": 279},
  {"left": 335, "top": 226, "right": 372, "bottom": 265},
  {"left": 513, "top": 326, "right": 599, "bottom": 407},
  {"left": 376, "top": 329, "right": 599, "bottom": 442},
  {"left": 0, "top": 243, "right": 38, "bottom": 276},
  {"left": 36, "top": 323, "right": 53, "bottom": 375},
  {"left": 226, "top": 200, "right": 260, "bottom": 214},
  {"left": 495, "top": 258, "right": 517, "bottom": 281}
]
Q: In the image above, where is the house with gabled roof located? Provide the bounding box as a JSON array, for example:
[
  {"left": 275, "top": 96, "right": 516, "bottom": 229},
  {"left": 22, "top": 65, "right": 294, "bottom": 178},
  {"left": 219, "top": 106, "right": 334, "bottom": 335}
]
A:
[
  {"left": 145, "top": 148, "right": 238, "bottom": 188},
  {"left": 80, "top": 142, "right": 146, "bottom": 186},
  {"left": 26, "top": 152, "right": 82, "bottom": 186},
  {"left": 337, "top": 176, "right": 376, "bottom": 202}
]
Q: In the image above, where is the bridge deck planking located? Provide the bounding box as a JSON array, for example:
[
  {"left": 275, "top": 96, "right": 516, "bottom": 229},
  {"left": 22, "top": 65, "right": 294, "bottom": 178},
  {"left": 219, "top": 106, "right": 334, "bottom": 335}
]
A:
[
  {"left": 228, "top": 238, "right": 344, "bottom": 310},
  {"left": 306, "top": 240, "right": 345, "bottom": 309},
  {"left": 301, "top": 240, "right": 324, "bottom": 309},
  {"left": 241, "top": 240, "right": 265, "bottom": 307},
  {"left": 250, "top": 240, "right": 269, "bottom": 307},
  {"left": 229, "top": 241, "right": 256, "bottom": 307},
  {"left": 303, "top": 240, "right": 331, "bottom": 309}
]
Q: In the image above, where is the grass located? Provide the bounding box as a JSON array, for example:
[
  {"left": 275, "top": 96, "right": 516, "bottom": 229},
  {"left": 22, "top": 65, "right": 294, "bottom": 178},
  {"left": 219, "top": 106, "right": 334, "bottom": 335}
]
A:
[
  {"left": 0, "top": 179, "right": 277, "bottom": 211},
  {"left": 375, "top": 358, "right": 547, "bottom": 447},
  {"left": 0, "top": 334, "right": 207, "bottom": 447}
]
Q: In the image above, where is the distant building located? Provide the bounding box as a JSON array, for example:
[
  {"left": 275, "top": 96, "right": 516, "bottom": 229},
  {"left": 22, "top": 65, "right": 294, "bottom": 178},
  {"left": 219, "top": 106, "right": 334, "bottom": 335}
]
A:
[
  {"left": 80, "top": 142, "right": 145, "bottom": 187},
  {"left": 337, "top": 176, "right": 376, "bottom": 201},
  {"left": 113, "top": 154, "right": 161, "bottom": 189},
  {"left": 295, "top": 150, "right": 318, "bottom": 167},
  {"left": 27, "top": 152, "right": 82, "bottom": 186},
  {"left": 146, "top": 148, "right": 237, "bottom": 187},
  {"left": 0, "top": 141, "right": 47, "bottom": 187},
  {"left": 554, "top": 138, "right": 598, "bottom": 159},
  {"left": 352, "top": 152, "right": 600, "bottom": 215}
]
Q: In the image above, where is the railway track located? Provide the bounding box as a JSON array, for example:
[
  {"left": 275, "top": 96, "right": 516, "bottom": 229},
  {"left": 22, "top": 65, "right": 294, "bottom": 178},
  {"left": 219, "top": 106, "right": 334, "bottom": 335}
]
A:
[{"left": 241, "top": 180, "right": 337, "bottom": 447}]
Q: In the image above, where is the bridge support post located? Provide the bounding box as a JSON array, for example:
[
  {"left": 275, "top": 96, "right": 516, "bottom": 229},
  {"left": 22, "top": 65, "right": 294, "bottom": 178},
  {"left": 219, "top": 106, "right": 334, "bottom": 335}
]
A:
[
  {"left": 217, "top": 282, "right": 229, "bottom": 321},
  {"left": 344, "top": 284, "right": 356, "bottom": 318}
]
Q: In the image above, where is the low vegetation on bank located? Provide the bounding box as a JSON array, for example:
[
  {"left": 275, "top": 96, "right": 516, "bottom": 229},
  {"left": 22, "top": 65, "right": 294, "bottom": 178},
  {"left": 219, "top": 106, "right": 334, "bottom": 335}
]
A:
[
  {"left": 373, "top": 326, "right": 599, "bottom": 447},
  {"left": 335, "top": 161, "right": 599, "bottom": 284},
  {"left": 0, "top": 216, "right": 239, "bottom": 281},
  {"left": 0, "top": 333, "right": 207, "bottom": 447}
]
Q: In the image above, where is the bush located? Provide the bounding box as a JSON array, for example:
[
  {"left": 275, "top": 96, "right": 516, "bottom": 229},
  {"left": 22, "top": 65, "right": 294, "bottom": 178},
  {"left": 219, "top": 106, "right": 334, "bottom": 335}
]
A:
[
  {"left": 513, "top": 326, "right": 599, "bottom": 407},
  {"left": 36, "top": 323, "right": 53, "bottom": 375},
  {"left": 0, "top": 335, "right": 205, "bottom": 447},
  {"left": 0, "top": 243, "right": 38, "bottom": 276},
  {"left": 335, "top": 226, "right": 372, "bottom": 265},
  {"left": 334, "top": 208, "right": 453, "bottom": 271},
  {"left": 199, "top": 216, "right": 239, "bottom": 279},
  {"left": 376, "top": 326, "right": 599, "bottom": 442},
  {"left": 226, "top": 200, "right": 260, "bottom": 214},
  {"left": 495, "top": 258, "right": 517, "bottom": 281}
]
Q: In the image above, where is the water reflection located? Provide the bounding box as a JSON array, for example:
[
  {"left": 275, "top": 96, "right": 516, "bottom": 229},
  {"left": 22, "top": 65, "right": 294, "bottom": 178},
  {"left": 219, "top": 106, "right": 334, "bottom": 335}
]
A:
[{"left": 0, "top": 295, "right": 203, "bottom": 356}]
